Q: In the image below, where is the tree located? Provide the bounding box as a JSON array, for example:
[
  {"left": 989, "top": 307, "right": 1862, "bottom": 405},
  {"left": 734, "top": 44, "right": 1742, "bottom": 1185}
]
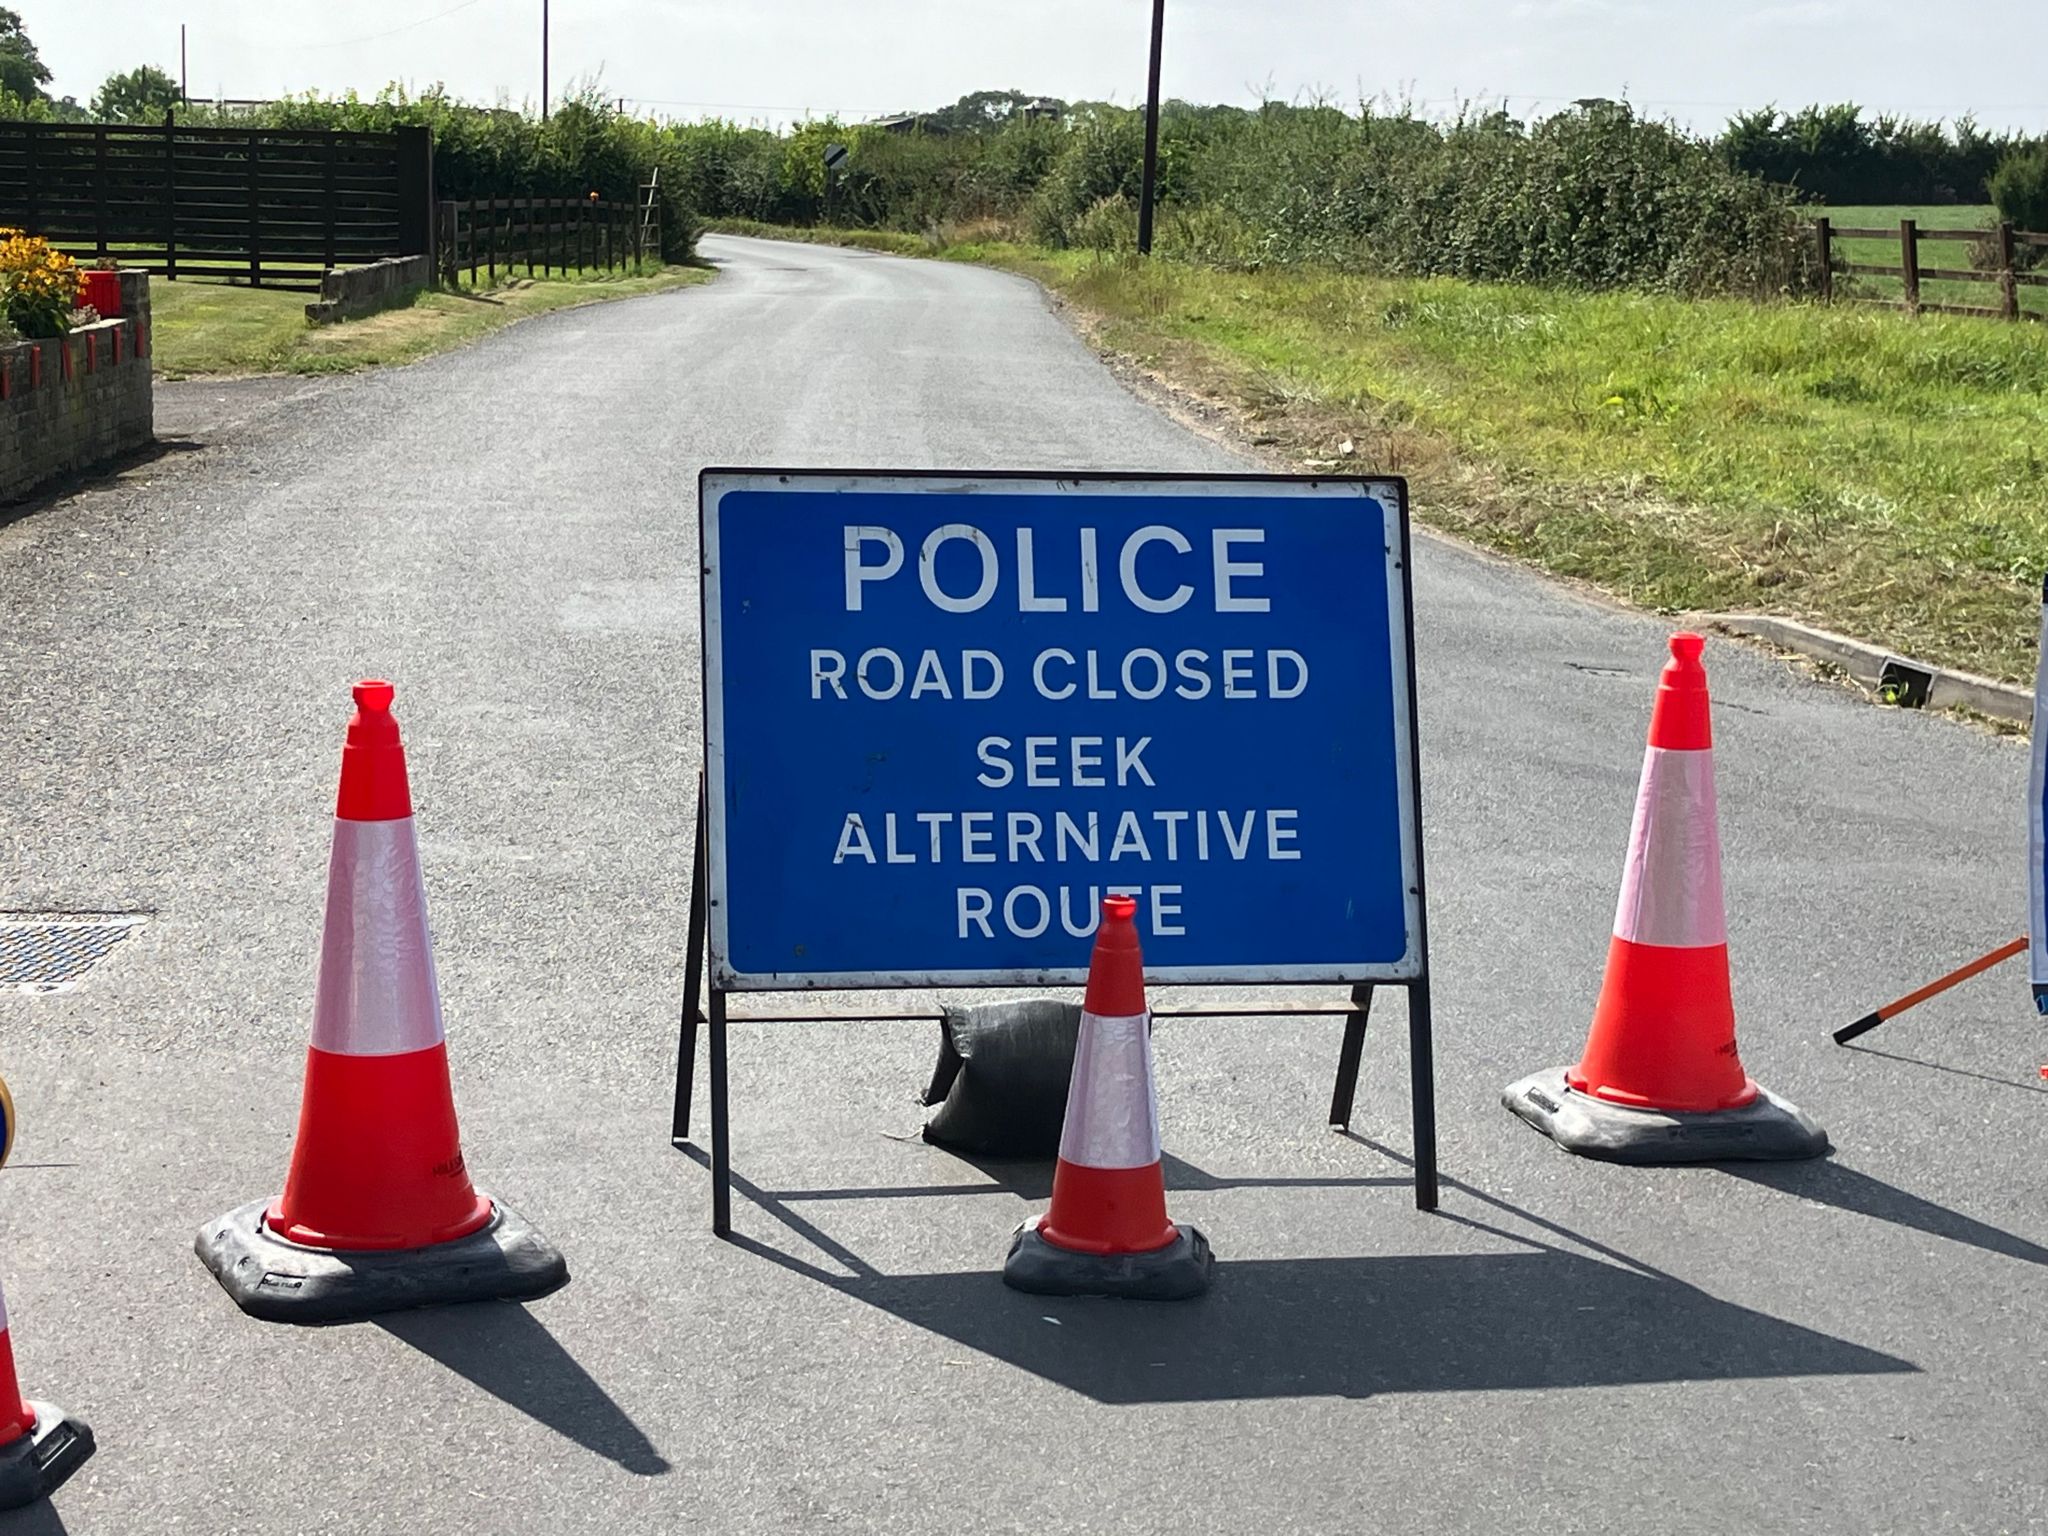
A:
[
  {"left": 93, "top": 65, "right": 179, "bottom": 122},
  {"left": 0, "top": 7, "right": 51, "bottom": 102},
  {"left": 1990, "top": 144, "right": 2048, "bottom": 236}
]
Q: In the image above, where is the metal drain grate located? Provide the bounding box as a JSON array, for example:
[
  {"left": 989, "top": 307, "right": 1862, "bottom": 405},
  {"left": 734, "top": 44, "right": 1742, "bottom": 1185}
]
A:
[{"left": 1, "top": 915, "right": 148, "bottom": 994}]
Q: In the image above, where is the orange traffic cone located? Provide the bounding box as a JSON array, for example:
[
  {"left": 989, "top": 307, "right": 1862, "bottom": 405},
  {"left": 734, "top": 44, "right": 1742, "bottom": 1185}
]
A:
[
  {"left": 1002, "top": 895, "right": 1212, "bottom": 1299},
  {"left": 1504, "top": 634, "right": 1828, "bottom": 1161},
  {"left": 196, "top": 681, "right": 568, "bottom": 1322},
  {"left": 0, "top": 1274, "right": 96, "bottom": 1510}
]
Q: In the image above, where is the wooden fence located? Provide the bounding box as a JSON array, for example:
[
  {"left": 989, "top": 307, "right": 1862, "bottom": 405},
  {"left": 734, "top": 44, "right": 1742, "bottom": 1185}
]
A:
[
  {"left": 436, "top": 196, "right": 659, "bottom": 285},
  {"left": 1815, "top": 217, "right": 2048, "bottom": 321},
  {"left": 0, "top": 118, "right": 432, "bottom": 293}
]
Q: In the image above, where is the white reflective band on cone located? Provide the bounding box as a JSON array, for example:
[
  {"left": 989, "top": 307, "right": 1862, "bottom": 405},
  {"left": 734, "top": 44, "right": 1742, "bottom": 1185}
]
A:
[
  {"left": 0, "top": 1280, "right": 9, "bottom": 1334},
  {"left": 310, "top": 816, "right": 446, "bottom": 1056},
  {"left": 1058, "top": 1012, "right": 1163, "bottom": 1170},
  {"left": 1612, "top": 747, "right": 1727, "bottom": 949}
]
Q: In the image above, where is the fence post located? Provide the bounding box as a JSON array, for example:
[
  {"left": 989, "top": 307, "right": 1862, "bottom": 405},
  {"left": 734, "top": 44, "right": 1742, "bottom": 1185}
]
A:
[
  {"left": 436, "top": 200, "right": 458, "bottom": 285},
  {"left": 1900, "top": 218, "right": 1920, "bottom": 317},
  {"left": 526, "top": 196, "right": 536, "bottom": 277},
  {"left": 1815, "top": 216, "right": 1832, "bottom": 304},
  {"left": 324, "top": 135, "right": 339, "bottom": 272},
  {"left": 486, "top": 198, "right": 497, "bottom": 283},
  {"left": 162, "top": 110, "right": 178, "bottom": 282},
  {"left": 1999, "top": 221, "right": 2020, "bottom": 322},
  {"left": 246, "top": 131, "right": 262, "bottom": 287},
  {"left": 94, "top": 127, "right": 109, "bottom": 260},
  {"left": 394, "top": 125, "right": 435, "bottom": 265}
]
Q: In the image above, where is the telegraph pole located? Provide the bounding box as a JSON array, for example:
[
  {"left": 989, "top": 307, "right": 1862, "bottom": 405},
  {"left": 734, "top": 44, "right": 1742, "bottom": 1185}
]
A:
[
  {"left": 180, "top": 23, "right": 188, "bottom": 104},
  {"left": 1136, "top": 0, "right": 1166, "bottom": 255},
  {"left": 541, "top": 0, "right": 550, "bottom": 120}
]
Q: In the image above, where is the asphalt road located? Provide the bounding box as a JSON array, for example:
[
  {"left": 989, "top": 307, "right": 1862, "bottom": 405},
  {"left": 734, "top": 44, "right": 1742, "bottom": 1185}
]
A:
[{"left": 1, "top": 234, "right": 2043, "bottom": 1535}]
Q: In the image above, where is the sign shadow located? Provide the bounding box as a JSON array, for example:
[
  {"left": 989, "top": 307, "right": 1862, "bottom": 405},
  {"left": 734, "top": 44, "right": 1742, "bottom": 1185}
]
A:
[
  {"left": 702, "top": 1151, "right": 1915, "bottom": 1406},
  {"left": 834, "top": 1249, "right": 1915, "bottom": 1405}
]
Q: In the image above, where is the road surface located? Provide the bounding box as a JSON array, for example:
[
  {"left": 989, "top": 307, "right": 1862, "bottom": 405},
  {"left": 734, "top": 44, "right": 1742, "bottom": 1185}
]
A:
[{"left": 0, "top": 235, "right": 2041, "bottom": 1534}]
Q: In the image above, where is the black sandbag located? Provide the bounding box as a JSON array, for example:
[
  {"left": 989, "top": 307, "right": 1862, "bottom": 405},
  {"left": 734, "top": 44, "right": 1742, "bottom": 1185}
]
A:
[{"left": 922, "top": 998, "right": 1082, "bottom": 1159}]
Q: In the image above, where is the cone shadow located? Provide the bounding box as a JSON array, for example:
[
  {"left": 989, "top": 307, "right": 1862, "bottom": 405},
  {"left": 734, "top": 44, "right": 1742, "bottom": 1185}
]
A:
[
  {"left": 1722, "top": 1161, "right": 2048, "bottom": 1267},
  {"left": 1, "top": 1504, "right": 68, "bottom": 1535},
  {"left": 830, "top": 1252, "right": 1914, "bottom": 1405},
  {"left": 376, "top": 1304, "right": 670, "bottom": 1475}
]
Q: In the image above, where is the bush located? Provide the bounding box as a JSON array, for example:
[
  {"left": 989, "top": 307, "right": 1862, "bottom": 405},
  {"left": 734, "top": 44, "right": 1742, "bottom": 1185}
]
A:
[
  {"left": 1990, "top": 143, "right": 2048, "bottom": 234},
  {"left": 0, "top": 226, "right": 79, "bottom": 337},
  {"left": 1069, "top": 194, "right": 1137, "bottom": 252},
  {"left": 1203, "top": 101, "right": 1817, "bottom": 295},
  {"left": 1157, "top": 203, "right": 1259, "bottom": 267}
]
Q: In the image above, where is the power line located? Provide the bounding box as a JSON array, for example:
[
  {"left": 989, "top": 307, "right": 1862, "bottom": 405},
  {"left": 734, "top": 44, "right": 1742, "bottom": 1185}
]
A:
[
  {"left": 299, "top": 0, "right": 495, "bottom": 51},
  {"left": 618, "top": 96, "right": 904, "bottom": 117}
]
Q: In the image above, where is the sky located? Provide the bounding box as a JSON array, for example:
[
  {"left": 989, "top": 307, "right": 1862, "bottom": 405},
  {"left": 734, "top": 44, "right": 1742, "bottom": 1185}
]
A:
[{"left": 21, "top": 0, "right": 2048, "bottom": 135}]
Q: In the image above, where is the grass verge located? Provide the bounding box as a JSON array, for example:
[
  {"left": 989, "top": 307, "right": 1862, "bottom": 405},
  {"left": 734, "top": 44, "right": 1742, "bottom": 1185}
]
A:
[
  {"left": 150, "top": 264, "right": 712, "bottom": 380},
  {"left": 714, "top": 222, "right": 2048, "bottom": 680}
]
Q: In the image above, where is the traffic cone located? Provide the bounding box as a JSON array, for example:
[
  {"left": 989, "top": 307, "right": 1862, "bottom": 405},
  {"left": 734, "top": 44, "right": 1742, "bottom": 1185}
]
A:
[
  {"left": 1504, "top": 634, "right": 1828, "bottom": 1161},
  {"left": 0, "top": 1275, "right": 96, "bottom": 1511},
  {"left": 196, "top": 680, "right": 569, "bottom": 1323},
  {"left": 1002, "top": 895, "right": 1212, "bottom": 1299}
]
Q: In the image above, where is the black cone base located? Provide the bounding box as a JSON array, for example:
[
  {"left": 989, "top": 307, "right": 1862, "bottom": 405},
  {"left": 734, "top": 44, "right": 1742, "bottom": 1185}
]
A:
[
  {"left": 196, "top": 1194, "right": 569, "bottom": 1324},
  {"left": 0, "top": 1401, "right": 95, "bottom": 1510},
  {"left": 1503, "top": 1069, "right": 1830, "bottom": 1163},
  {"left": 1002, "top": 1219, "right": 1213, "bottom": 1300}
]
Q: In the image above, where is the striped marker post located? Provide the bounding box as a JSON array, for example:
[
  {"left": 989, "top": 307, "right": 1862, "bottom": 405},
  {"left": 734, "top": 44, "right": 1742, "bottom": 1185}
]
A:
[
  {"left": 2030, "top": 575, "right": 2048, "bottom": 1019},
  {"left": 1504, "top": 635, "right": 1828, "bottom": 1162},
  {"left": 197, "top": 681, "right": 568, "bottom": 1323},
  {"left": 1003, "top": 895, "right": 1212, "bottom": 1300},
  {"left": 0, "top": 1275, "right": 96, "bottom": 1510}
]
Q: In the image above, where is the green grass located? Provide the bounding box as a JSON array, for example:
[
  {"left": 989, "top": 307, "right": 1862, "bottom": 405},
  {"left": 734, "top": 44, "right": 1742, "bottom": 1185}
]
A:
[
  {"left": 1811, "top": 204, "right": 2047, "bottom": 319},
  {"left": 720, "top": 223, "right": 2048, "bottom": 680},
  {"left": 149, "top": 264, "right": 712, "bottom": 380}
]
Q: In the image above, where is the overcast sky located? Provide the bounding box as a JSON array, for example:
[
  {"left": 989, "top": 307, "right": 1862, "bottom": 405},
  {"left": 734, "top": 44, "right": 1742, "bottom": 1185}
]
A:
[{"left": 23, "top": 0, "right": 2048, "bottom": 134}]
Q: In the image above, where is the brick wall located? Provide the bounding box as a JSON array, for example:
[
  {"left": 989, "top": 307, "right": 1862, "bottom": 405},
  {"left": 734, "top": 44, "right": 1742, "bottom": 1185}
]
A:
[{"left": 0, "top": 269, "right": 155, "bottom": 504}]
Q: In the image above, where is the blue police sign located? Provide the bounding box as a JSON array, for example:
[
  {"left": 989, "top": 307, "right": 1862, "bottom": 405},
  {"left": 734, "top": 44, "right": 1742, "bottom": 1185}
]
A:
[{"left": 701, "top": 469, "right": 1422, "bottom": 990}]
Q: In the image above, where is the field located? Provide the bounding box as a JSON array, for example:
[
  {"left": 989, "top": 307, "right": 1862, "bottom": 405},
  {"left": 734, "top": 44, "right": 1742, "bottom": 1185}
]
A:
[
  {"left": 1026, "top": 250, "right": 2048, "bottom": 681},
  {"left": 710, "top": 225, "right": 2048, "bottom": 682},
  {"left": 148, "top": 265, "right": 711, "bottom": 379},
  {"left": 1812, "top": 204, "right": 2048, "bottom": 319}
]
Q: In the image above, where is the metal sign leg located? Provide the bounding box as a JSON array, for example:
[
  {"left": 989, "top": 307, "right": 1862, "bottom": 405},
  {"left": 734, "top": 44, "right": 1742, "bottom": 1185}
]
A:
[
  {"left": 1326, "top": 982, "right": 1375, "bottom": 1129},
  {"left": 709, "top": 986, "right": 732, "bottom": 1236},
  {"left": 671, "top": 785, "right": 708, "bottom": 1147},
  {"left": 1408, "top": 977, "right": 1439, "bottom": 1211}
]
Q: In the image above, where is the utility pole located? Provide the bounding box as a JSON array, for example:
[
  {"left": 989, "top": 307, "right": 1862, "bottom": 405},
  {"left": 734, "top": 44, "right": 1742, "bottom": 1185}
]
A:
[
  {"left": 180, "top": 23, "right": 188, "bottom": 104},
  {"left": 541, "top": 0, "right": 550, "bottom": 120},
  {"left": 1136, "top": 0, "right": 1166, "bottom": 255}
]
